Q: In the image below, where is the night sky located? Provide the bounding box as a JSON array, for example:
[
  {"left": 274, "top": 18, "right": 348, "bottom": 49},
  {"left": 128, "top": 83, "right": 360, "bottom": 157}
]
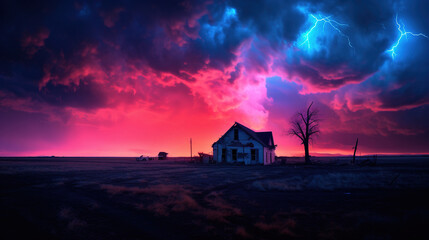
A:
[{"left": 1, "top": 0, "right": 428, "bottom": 156}]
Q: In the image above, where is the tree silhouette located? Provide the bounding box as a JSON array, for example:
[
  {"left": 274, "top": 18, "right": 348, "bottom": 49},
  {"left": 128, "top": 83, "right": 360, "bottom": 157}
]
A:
[{"left": 289, "top": 102, "right": 320, "bottom": 164}]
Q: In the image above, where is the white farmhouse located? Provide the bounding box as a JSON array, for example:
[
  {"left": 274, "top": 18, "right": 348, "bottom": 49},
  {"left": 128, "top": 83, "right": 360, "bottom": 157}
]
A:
[{"left": 212, "top": 122, "right": 276, "bottom": 165}]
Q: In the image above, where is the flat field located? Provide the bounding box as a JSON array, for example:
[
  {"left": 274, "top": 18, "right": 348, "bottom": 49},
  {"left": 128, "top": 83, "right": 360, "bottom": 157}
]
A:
[{"left": 1, "top": 156, "right": 429, "bottom": 239}]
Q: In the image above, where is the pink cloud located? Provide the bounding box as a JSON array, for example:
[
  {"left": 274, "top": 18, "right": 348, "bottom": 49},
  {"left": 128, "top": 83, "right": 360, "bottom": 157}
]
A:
[
  {"left": 21, "top": 28, "right": 50, "bottom": 56},
  {"left": 99, "top": 8, "right": 125, "bottom": 28}
]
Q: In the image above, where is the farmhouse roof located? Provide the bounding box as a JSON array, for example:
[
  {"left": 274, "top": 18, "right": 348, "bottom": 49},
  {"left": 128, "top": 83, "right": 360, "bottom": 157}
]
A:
[
  {"left": 256, "top": 132, "right": 274, "bottom": 148},
  {"left": 213, "top": 122, "right": 276, "bottom": 149}
]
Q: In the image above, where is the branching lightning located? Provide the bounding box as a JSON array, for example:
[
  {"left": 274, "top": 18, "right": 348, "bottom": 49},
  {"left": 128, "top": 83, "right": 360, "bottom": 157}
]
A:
[
  {"left": 387, "top": 15, "right": 428, "bottom": 59},
  {"left": 300, "top": 14, "right": 353, "bottom": 49}
]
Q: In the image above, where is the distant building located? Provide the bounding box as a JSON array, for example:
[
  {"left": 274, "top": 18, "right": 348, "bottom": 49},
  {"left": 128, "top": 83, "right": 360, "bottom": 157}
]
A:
[
  {"left": 212, "top": 122, "right": 276, "bottom": 165},
  {"left": 198, "top": 152, "right": 213, "bottom": 164},
  {"left": 158, "top": 152, "right": 168, "bottom": 160}
]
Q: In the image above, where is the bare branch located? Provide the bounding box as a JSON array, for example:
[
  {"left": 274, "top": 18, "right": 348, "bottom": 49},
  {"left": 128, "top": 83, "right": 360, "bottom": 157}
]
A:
[
  {"left": 299, "top": 112, "right": 307, "bottom": 125},
  {"left": 290, "top": 129, "right": 304, "bottom": 143},
  {"left": 306, "top": 102, "right": 313, "bottom": 121},
  {"left": 296, "top": 121, "right": 306, "bottom": 139},
  {"left": 308, "top": 130, "right": 320, "bottom": 136}
]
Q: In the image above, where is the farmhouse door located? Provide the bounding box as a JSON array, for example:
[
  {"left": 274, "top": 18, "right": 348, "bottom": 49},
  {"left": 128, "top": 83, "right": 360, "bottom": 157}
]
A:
[
  {"left": 232, "top": 149, "right": 237, "bottom": 162},
  {"left": 222, "top": 148, "right": 226, "bottom": 162},
  {"left": 251, "top": 149, "right": 258, "bottom": 163}
]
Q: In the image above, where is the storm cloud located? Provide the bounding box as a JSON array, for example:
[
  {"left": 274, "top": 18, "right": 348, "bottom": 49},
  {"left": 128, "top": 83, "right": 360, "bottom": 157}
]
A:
[{"left": 1, "top": 0, "right": 428, "bottom": 155}]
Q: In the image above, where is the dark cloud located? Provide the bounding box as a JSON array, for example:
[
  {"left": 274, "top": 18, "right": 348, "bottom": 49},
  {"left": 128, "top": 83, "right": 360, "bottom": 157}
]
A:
[
  {"left": 274, "top": 0, "right": 398, "bottom": 92},
  {"left": 41, "top": 80, "right": 110, "bottom": 110},
  {"left": 0, "top": 0, "right": 428, "bottom": 154},
  {"left": 229, "top": 0, "right": 307, "bottom": 44}
]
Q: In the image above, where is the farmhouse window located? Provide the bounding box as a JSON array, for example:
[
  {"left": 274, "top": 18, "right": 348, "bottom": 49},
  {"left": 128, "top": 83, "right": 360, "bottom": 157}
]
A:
[
  {"left": 234, "top": 129, "right": 238, "bottom": 140},
  {"left": 221, "top": 148, "right": 226, "bottom": 162},
  {"left": 232, "top": 149, "right": 237, "bottom": 161},
  {"left": 251, "top": 149, "right": 256, "bottom": 161}
]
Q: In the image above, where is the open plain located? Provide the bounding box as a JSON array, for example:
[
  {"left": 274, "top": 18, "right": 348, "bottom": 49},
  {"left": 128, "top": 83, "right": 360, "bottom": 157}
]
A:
[{"left": 1, "top": 156, "right": 429, "bottom": 239}]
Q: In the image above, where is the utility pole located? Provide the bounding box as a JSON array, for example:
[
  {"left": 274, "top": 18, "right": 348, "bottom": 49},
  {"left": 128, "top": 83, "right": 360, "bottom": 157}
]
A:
[
  {"left": 352, "top": 138, "right": 358, "bottom": 165},
  {"left": 190, "top": 138, "right": 192, "bottom": 161}
]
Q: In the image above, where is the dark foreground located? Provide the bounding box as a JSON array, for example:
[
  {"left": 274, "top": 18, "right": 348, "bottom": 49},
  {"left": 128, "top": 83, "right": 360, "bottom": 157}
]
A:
[{"left": 1, "top": 157, "right": 429, "bottom": 240}]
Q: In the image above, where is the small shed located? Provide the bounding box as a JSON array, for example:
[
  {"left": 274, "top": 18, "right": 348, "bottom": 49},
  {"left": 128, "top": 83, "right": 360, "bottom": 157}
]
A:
[
  {"left": 158, "top": 152, "right": 168, "bottom": 160},
  {"left": 198, "top": 152, "right": 213, "bottom": 164}
]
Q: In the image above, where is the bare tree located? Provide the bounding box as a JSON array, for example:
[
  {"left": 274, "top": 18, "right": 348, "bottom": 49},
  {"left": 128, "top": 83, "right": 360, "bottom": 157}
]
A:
[{"left": 289, "top": 102, "right": 320, "bottom": 164}]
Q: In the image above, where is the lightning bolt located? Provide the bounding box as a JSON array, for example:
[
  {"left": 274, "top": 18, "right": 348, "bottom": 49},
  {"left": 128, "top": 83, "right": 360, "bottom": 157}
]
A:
[
  {"left": 300, "top": 14, "right": 353, "bottom": 49},
  {"left": 387, "top": 15, "right": 428, "bottom": 59}
]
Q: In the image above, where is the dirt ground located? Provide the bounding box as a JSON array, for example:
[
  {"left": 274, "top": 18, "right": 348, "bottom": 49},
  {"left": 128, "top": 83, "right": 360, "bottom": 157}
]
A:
[{"left": 1, "top": 156, "right": 429, "bottom": 239}]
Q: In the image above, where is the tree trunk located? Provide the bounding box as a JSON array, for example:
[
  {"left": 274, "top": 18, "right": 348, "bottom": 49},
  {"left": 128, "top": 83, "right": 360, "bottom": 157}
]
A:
[{"left": 304, "top": 142, "right": 310, "bottom": 164}]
